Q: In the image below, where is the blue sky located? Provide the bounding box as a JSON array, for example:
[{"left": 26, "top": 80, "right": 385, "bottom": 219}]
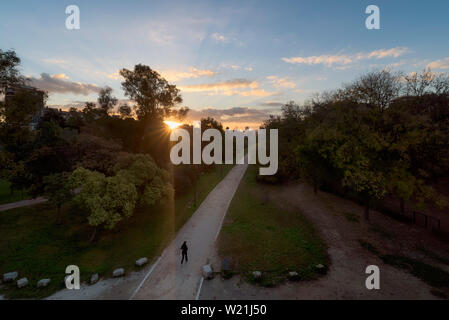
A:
[{"left": 1, "top": 0, "right": 449, "bottom": 128}]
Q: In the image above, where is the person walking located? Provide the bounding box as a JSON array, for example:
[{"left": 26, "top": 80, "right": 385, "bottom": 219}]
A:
[{"left": 180, "top": 241, "right": 188, "bottom": 264}]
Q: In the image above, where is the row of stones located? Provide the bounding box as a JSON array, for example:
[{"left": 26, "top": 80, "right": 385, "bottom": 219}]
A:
[{"left": 1, "top": 257, "right": 149, "bottom": 289}]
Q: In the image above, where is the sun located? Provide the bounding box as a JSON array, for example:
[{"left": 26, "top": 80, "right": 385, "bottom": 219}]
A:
[{"left": 164, "top": 120, "right": 182, "bottom": 130}]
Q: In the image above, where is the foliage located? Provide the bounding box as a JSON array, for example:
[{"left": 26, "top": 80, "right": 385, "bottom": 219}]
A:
[
  {"left": 43, "top": 172, "right": 73, "bottom": 224},
  {"left": 262, "top": 70, "right": 449, "bottom": 218},
  {"left": 70, "top": 167, "right": 138, "bottom": 236},
  {"left": 0, "top": 49, "right": 24, "bottom": 94},
  {"left": 97, "top": 86, "right": 117, "bottom": 116},
  {"left": 120, "top": 64, "right": 183, "bottom": 121}
]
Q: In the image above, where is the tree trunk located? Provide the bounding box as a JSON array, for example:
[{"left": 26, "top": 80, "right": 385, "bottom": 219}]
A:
[
  {"left": 400, "top": 199, "right": 405, "bottom": 214},
  {"left": 57, "top": 205, "right": 63, "bottom": 225},
  {"left": 364, "top": 204, "right": 370, "bottom": 221},
  {"left": 89, "top": 226, "right": 97, "bottom": 243}
]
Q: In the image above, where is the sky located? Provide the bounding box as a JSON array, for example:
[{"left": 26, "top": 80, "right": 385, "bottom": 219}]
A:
[{"left": 1, "top": 0, "right": 449, "bottom": 128}]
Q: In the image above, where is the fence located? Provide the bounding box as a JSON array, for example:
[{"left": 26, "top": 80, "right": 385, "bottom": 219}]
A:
[{"left": 412, "top": 211, "right": 441, "bottom": 231}]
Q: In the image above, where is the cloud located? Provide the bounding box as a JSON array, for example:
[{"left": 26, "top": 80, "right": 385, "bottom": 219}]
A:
[
  {"left": 267, "top": 75, "right": 296, "bottom": 88},
  {"left": 162, "top": 67, "right": 217, "bottom": 82},
  {"left": 27, "top": 73, "right": 102, "bottom": 95},
  {"left": 427, "top": 57, "right": 449, "bottom": 70},
  {"left": 211, "top": 33, "right": 228, "bottom": 43},
  {"left": 260, "top": 101, "right": 285, "bottom": 107},
  {"left": 181, "top": 79, "right": 257, "bottom": 91},
  {"left": 107, "top": 71, "right": 122, "bottom": 80},
  {"left": 180, "top": 79, "right": 278, "bottom": 97},
  {"left": 52, "top": 73, "right": 70, "bottom": 80},
  {"left": 185, "top": 106, "right": 277, "bottom": 128},
  {"left": 283, "top": 47, "right": 409, "bottom": 67},
  {"left": 43, "top": 58, "right": 67, "bottom": 65}
]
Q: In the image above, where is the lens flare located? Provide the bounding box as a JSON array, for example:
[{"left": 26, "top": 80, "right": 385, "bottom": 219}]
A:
[{"left": 164, "top": 120, "right": 181, "bottom": 130}]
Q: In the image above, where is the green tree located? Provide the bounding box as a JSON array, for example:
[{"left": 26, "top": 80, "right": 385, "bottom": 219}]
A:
[
  {"left": 43, "top": 173, "right": 72, "bottom": 224},
  {"left": 70, "top": 167, "right": 138, "bottom": 242}
]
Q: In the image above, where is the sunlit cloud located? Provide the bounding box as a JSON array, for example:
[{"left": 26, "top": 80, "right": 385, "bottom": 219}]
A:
[
  {"left": 27, "top": 73, "right": 102, "bottom": 95},
  {"left": 185, "top": 106, "right": 279, "bottom": 129},
  {"left": 162, "top": 67, "right": 217, "bottom": 82},
  {"left": 43, "top": 58, "right": 67, "bottom": 65},
  {"left": 180, "top": 79, "right": 278, "bottom": 97},
  {"left": 267, "top": 75, "right": 296, "bottom": 88},
  {"left": 427, "top": 57, "right": 449, "bottom": 70},
  {"left": 282, "top": 47, "right": 409, "bottom": 67},
  {"left": 180, "top": 79, "right": 258, "bottom": 92}
]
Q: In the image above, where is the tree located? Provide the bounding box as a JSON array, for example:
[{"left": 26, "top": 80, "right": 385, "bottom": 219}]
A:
[
  {"left": 82, "top": 102, "right": 101, "bottom": 122},
  {"left": 118, "top": 103, "right": 132, "bottom": 119},
  {"left": 119, "top": 64, "right": 183, "bottom": 121},
  {"left": 340, "top": 69, "right": 403, "bottom": 111},
  {"left": 113, "top": 153, "right": 173, "bottom": 207},
  {"left": 70, "top": 167, "right": 138, "bottom": 242},
  {"left": 0, "top": 49, "right": 24, "bottom": 94},
  {"left": 43, "top": 173, "right": 72, "bottom": 224},
  {"left": 66, "top": 107, "right": 84, "bottom": 133},
  {"left": 97, "top": 86, "right": 117, "bottom": 116}
]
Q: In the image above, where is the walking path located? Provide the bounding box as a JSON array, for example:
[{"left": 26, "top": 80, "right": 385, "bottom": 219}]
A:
[
  {"left": 47, "top": 162, "right": 248, "bottom": 300},
  {"left": 132, "top": 162, "right": 248, "bottom": 299},
  {"left": 0, "top": 197, "right": 46, "bottom": 212}
]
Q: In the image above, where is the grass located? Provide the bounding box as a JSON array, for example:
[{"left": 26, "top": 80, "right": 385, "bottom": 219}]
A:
[
  {"left": 0, "top": 179, "right": 29, "bottom": 205},
  {"left": 0, "top": 164, "right": 232, "bottom": 299},
  {"left": 217, "top": 165, "right": 328, "bottom": 286},
  {"left": 369, "top": 225, "right": 395, "bottom": 240},
  {"left": 358, "top": 240, "right": 449, "bottom": 292},
  {"left": 342, "top": 211, "right": 360, "bottom": 223},
  {"left": 417, "top": 246, "right": 449, "bottom": 266},
  {"left": 381, "top": 255, "right": 449, "bottom": 288}
]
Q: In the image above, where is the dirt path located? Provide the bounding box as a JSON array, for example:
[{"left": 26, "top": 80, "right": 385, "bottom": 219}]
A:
[
  {"left": 200, "top": 182, "right": 448, "bottom": 300},
  {"left": 47, "top": 163, "right": 248, "bottom": 300},
  {"left": 0, "top": 197, "right": 47, "bottom": 212}
]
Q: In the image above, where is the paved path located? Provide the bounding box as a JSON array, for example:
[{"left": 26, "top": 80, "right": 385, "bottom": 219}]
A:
[
  {"left": 131, "top": 162, "right": 248, "bottom": 300},
  {"left": 0, "top": 197, "right": 47, "bottom": 212}
]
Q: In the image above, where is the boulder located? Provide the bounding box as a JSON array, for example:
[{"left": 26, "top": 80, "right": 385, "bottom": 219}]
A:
[
  {"left": 17, "top": 278, "right": 28, "bottom": 288},
  {"left": 113, "top": 268, "right": 125, "bottom": 277},
  {"left": 37, "top": 279, "right": 51, "bottom": 288},
  {"left": 202, "top": 264, "right": 214, "bottom": 280},
  {"left": 90, "top": 273, "right": 99, "bottom": 284},
  {"left": 288, "top": 271, "right": 300, "bottom": 280},
  {"left": 3, "top": 271, "right": 18, "bottom": 283},
  {"left": 315, "top": 264, "right": 327, "bottom": 274},
  {"left": 252, "top": 271, "right": 262, "bottom": 279},
  {"left": 135, "top": 257, "right": 148, "bottom": 267}
]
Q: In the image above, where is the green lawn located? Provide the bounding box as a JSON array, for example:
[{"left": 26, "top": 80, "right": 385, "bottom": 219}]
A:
[
  {"left": 217, "top": 165, "right": 328, "bottom": 286},
  {"left": 0, "top": 164, "right": 232, "bottom": 299},
  {"left": 0, "top": 179, "right": 29, "bottom": 205}
]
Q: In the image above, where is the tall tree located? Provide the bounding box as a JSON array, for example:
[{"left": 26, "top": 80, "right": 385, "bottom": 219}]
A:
[
  {"left": 97, "top": 86, "right": 117, "bottom": 116},
  {"left": 0, "top": 49, "right": 24, "bottom": 94},
  {"left": 119, "top": 64, "right": 182, "bottom": 121}
]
